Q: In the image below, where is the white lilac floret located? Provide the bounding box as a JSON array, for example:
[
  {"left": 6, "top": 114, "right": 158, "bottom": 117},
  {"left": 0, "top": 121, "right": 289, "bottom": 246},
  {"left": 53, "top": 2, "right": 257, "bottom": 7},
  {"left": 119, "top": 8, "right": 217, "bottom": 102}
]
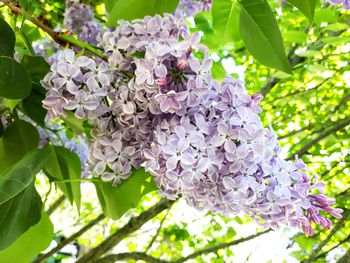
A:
[{"left": 42, "top": 13, "right": 342, "bottom": 235}]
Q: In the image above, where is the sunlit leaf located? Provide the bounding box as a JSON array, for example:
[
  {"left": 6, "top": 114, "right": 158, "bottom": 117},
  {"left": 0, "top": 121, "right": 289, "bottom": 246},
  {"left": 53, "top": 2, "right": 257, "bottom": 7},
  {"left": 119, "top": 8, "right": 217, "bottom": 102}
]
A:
[
  {"left": 94, "top": 168, "right": 157, "bottom": 219},
  {"left": 0, "top": 180, "right": 43, "bottom": 250},
  {"left": 107, "top": 0, "right": 179, "bottom": 25},
  {"left": 0, "top": 212, "right": 54, "bottom": 263},
  {"left": 239, "top": 0, "right": 291, "bottom": 74}
]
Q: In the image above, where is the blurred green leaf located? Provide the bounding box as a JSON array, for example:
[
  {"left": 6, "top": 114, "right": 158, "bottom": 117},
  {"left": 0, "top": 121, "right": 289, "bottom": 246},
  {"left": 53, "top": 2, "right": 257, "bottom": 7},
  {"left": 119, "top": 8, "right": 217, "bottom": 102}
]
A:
[
  {"left": 314, "top": 9, "right": 336, "bottom": 24},
  {"left": 0, "top": 56, "right": 32, "bottom": 99},
  {"left": 239, "top": 0, "right": 291, "bottom": 74},
  {"left": 2, "top": 99, "right": 21, "bottom": 112},
  {"left": 194, "top": 12, "right": 213, "bottom": 33},
  {"left": 0, "top": 212, "right": 53, "bottom": 263},
  {"left": 212, "top": 61, "right": 226, "bottom": 81},
  {"left": 324, "top": 22, "right": 349, "bottom": 32},
  {"left": 322, "top": 36, "right": 350, "bottom": 45},
  {"left": 297, "top": 50, "right": 322, "bottom": 57},
  {"left": 284, "top": 31, "right": 307, "bottom": 44},
  {"left": 107, "top": 0, "right": 179, "bottom": 25}
]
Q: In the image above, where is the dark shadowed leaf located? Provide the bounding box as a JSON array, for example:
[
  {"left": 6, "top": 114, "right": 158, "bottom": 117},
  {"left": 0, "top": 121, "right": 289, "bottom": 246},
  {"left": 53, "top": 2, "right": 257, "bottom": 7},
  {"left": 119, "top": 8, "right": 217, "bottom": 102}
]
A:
[
  {"left": 94, "top": 168, "right": 157, "bottom": 219},
  {"left": 239, "top": 0, "right": 291, "bottom": 74},
  {"left": 22, "top": 84, "right": 47, "bottom": 127},
  {"left": 44, "top": 145, "right": 82, "bottom": 211},
  {"left": 107, "top": 0, "right": 179, "bottom": 25},
  {"left": 0, "top": 212, "right": 53, "bottom": 263},
  {"left": 0, "top": 56, "right": 32, "bottom": 99},
  {"left": 0, "top": 119, "right": 39, "bottom": 173},
  {"left": 21, "top": 55, "right": 50, "bottom": 84},
  {"left": 0, "top": 17, "right": 15, "bottom": 57}
]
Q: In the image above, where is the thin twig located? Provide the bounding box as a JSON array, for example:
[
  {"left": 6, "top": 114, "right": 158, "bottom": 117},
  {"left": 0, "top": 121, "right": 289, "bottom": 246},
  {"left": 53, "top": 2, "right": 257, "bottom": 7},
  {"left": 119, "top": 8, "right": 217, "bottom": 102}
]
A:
[
  {"left": 46, "top": 195, "right": 65, "bottom": 216},
  {"left": 173, "top": 229, "right": 270, "bottom": 263},
  {"left": 145, "top": 207, "right": 172, "bottom": 253},
  {"left": 76, "top": 199, "right": 175, "bottom": 263},
  {"left": 94, "top": 230, "right": 270, "bottom": 263},
  {"left": 32, "top": 213, "right": 106, "bottom": 263},
  {"left": 288, "top": 118, "right": 350, "bottom": 160}
]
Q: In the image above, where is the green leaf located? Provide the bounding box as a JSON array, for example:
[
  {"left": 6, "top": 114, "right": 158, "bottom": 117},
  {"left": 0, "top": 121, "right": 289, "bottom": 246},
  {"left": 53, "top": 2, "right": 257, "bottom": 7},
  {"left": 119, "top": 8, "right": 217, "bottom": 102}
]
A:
[
  {"left": 94, "top": 168, "right": 157, "bottom": 219},
  {"left": 44, "top": 145, "right": 82, "bottom": 211},
  {"left": 22, "top": 84, "right": 47, "bottom": 127},
  {"left": 0, "top": 180, "right": 42, "bottom": 250},
  {"left": 239, "top": 0, "right": 291, "bottom": 74},
  {"left": 0, "top": 56, "right": 32, "bottom": 99},
  {"left": 0, "top": 119, "right": 39, "bottom": 173},
  {"left": 212, "top": 0, "right": 241, "bottom": 42},
  {"left": 0, "top": 149, "right": 45, "bottom": 205},
  {"left": 286, "top": 0, "right": 316, "bottom": 23},
  {"left": 0, "top": 212, "right": 54, "bottom": 263},
  {"left": 0, "top": 17, "right": 15, "bottom": 57},
  {"left": 107, "top": 0, "right": 179, "bottom": 26}
]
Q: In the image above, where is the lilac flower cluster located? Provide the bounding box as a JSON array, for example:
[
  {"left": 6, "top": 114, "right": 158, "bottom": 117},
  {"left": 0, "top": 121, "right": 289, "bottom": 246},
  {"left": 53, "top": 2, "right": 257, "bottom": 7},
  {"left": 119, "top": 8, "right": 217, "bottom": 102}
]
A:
[
  {"left": 326, "top": 0, "right": 350, "bottom": 9},
  {"left": 64, "top": 0, "right": 103, "bottom": 45},
  {"left": 42, "top": 14, "right": 342, "bottom": 235},
  {"left": 175, "top": 0, "right": 212, "bottom": 18}
]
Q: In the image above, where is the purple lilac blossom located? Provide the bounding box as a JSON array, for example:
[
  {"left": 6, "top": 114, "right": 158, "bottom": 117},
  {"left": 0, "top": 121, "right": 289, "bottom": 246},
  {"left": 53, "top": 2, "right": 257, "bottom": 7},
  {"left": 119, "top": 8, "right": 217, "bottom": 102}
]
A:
[
  {"left": 325, "top": 0, "right": 350, "bottom": 9},
  {"left": 64, "top": 0, "right": 105, "bottom": 45},
  {"left": 175, "top": 0, "right": 212, "bottom": 18},
  {"left": 42, "top": 13, "right": 342, "bottom": 235}
]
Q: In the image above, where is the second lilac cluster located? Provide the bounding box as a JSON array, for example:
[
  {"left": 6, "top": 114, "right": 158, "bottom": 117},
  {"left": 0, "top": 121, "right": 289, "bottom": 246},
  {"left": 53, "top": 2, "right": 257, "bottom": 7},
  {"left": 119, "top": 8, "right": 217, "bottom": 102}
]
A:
[
  {"left": 325, "top": 0, "right": 350, "bottom": 9},
  {"left": 64, "top": 0, "right": 104, "bottom": 45}
]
